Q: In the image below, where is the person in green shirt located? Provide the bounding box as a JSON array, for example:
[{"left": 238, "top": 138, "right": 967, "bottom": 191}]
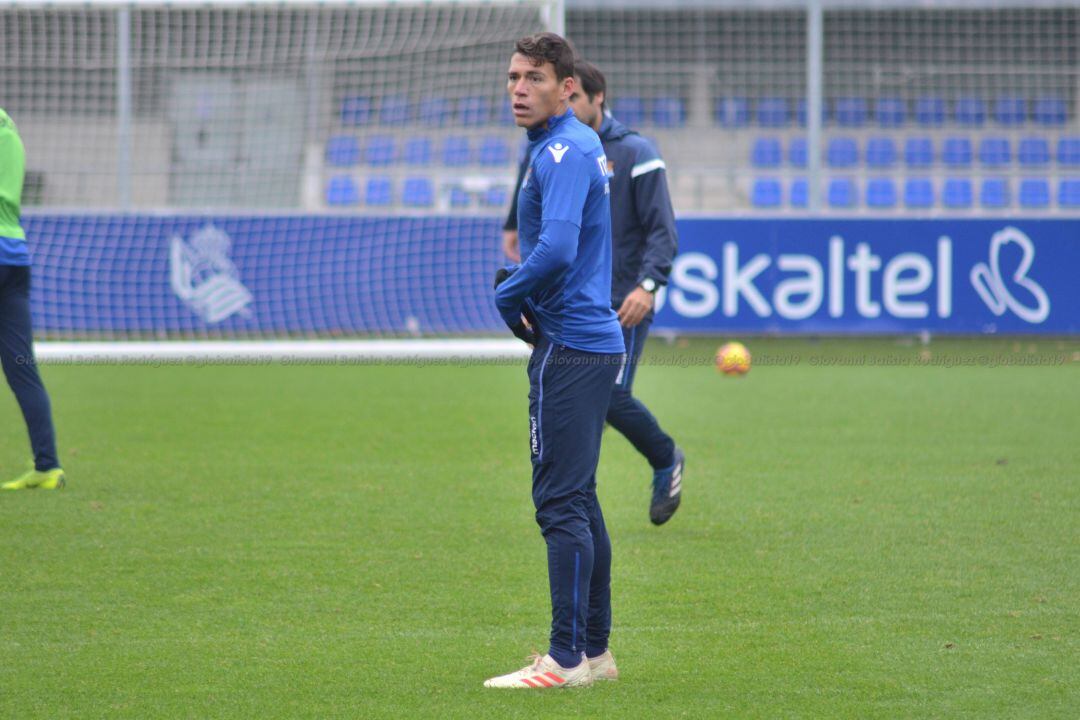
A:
[{"left": 0, "top": 108, "right": 64, "bottom": 490}]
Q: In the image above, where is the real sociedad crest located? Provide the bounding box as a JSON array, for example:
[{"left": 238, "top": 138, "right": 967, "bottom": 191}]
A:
[{"left": 169, "top": 224, "right": 253, "bottom": 324}]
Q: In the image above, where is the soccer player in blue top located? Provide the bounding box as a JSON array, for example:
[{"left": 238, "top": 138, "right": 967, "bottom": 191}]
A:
[{"left": 484, "top": 33, "right": 624, "bottom": 689}]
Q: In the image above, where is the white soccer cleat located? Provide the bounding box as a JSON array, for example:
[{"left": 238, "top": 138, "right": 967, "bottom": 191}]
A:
[
  {"left": 483, "top": 653, "right": 593, "bottom": 689},
  {"left": 587, "top": 650, "right": 619, "bottom": 681}
]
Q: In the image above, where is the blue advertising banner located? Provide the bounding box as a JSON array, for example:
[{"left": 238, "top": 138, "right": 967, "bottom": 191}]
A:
[{"left": 22, "top": 215, "right": 1080, "bottom": 336}]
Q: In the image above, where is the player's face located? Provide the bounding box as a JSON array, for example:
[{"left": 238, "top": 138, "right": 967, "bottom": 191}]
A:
[
  {"left": 568, "top": 79, "right": 604, "bottom": 131},
  {"left": 507, "top": 53, "right": 573, "bottom": 130}
]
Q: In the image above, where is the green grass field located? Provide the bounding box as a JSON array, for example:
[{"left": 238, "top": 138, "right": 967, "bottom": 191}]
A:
[{"left": 2, "top": 337, "right": 1077, "bottom": 719}]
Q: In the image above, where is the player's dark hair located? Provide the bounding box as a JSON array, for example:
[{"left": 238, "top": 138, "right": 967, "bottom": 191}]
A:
[
  {"left": 514, "top": 32, "right": 577, "bottom": 81},
  {"left": 574, "top": 59, "right": 606, "bottom": 111}
]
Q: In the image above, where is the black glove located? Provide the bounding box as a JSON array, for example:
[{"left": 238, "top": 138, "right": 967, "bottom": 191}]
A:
[
  {"left": 494, "top": 266, "right": 540, "bottom": 345},
  {"left": 493, "top": 266, "right": 516, "bottom": 289},
  {"left": 508, "top": 320, "right": 537, "bottom": 345}
]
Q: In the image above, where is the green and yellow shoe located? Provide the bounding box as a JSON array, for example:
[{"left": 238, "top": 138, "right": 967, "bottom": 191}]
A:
[{"left": 1, "top": 468, "right": 66, "bottom": 490}]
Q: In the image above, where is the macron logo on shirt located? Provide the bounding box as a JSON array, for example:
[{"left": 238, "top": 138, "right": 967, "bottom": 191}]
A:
[{"left": 547, "top": 143, "right": 570, "bottom": 163}]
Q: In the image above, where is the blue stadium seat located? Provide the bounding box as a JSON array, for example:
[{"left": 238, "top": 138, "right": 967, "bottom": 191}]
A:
[
  {"left": 364, "top": 136, "right": 395, "bottom": 166},
  {"left": 978, "top": 137, "right": 1011, "bottom": 167},
  {"left": 796, "top": 98, "right": 828, "bottom": 127},
  {"left": 942, "top": 178, "right": 973, "bottom": 209},
  {"left": 751, "top": 137, "right": 783, "bottom": 168},
  {"left": 904, "top": 137, "right": 934, "bottom": 167},
  {"left": 875, "top": 97, "right": 906, "bottom": 127},
  {"left": 827, "top": 137, "right": 858, "bottom": 168},
  {"left": 613, "top": 97, "right": 646, "bottom": 126},
  {"left": 403, "top": 137, "right": 432, "bottom": 166},
  {"left": 1018, "top": 137, "right": 1050, "bottom": 167},
  {"left": 915, "top": 96, "right": 946, "bottom": 126},
  {"left": 442, "top": 136, "right": 472, "bottom": 166},
  {"left": 756, "top": 97, "right": 789, "bottom": 127},
  {"left": 788, "top": 137, "right": 807, "bottom": 168},
  {"left": 903, "top": 178, "right": 935, "bottom": 209},
  {"left": 866, "top": 178, "right": 897, "bottom": 208},
  {"left": 457, "top": 96, "right": 491, "bottom": 126},
  {"left": 834, "top": 97, "right": 867, "bottom": 127},
  {"left": 325, "top": 175, "right": 359, "bottom": 207},
  {"left": 751, "top": 178, "right": 782, "bottom": 208},
  {"left": 378, "top": 95, "right": 411, "bottom": 125},
  {"left": 477, "top": 137, "right": 511, "bottom": 166},
  {"left": 1057, "top": 137, "right": 1080, "bottom": 166},
  {"left": 1058, "top": 179, "right": 1080, "bottom": 208},
  {"left": 480, "top": 186, "right": 510, "bottom": 207},
  {"left": 865, "top": 137, "right": 897, "bottom": 168},
  {"left": 652, "top": 97, "right": 685, "bottom": 128},
  {"left": 496, "top": 99, "right": 515, "bottom": 126},
  {"left": 790, "top": 178, "right": 808, "bottom": 208},
  {"left": 325, "top": 135, "right": 360, "bottom": 167},
  {"left": 942, "top": 137, "right": 972, "bottom": 167},
  {"left": 365, "top": 176, "right": 393, "bottom": 207},
  {"left": 980, "top": 178, "right": 1011, "bottom": 208},
  {"left": 828, "top": 178, "right": 857, "bottom": 208},
  {"left": 449, "top": 186, "right": 471, "bottom": 209},
  {"left": 340, "top": 96, "right": 372, "bottom": 127},
  {"left": 994, "top": 96, "right": 1026, "bottom": 126},
  {"left": 418, "top": 97, "right": 452, "bottom": 127},
  {"left": 1019, "top": 179, "right": 1050, "bottom": 209},
  {"left": 954, "top": 96, "right": 986, "bottom": 126},
  {"left": 715, "top": 97, "right": 750, "bottom": 127},
  {"left": 1034, "top": 96, "right": 1067, "bottom": 126},
  {"left": 402, "top": 177, "right": 434, "bottom": 208}
]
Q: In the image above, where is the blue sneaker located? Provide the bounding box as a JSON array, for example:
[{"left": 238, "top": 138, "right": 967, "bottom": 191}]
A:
[{"left": 650, "top": 447, "right": 684, "bottom": 525}]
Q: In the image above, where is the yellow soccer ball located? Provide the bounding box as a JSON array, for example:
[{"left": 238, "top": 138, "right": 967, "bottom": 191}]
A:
[{"left": 716, "top": 341, "right": 751, "bottom": 376}]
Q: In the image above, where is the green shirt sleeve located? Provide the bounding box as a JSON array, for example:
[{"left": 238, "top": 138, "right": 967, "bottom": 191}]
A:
[{"left": 0, "top": 109, "right": 27, "bottom": 241}]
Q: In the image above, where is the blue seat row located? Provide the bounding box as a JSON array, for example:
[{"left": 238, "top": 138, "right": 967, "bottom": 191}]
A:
[
  {"left": 325, "top": 135, "right": 514, "bottom": 168},
  {"left": 719, "top": 95, "right": 1070, "bottom": 128},
  {"left": 751, "top": 177, "right": 1080, "bottom": 209},
  {"left": 340, "top": 95, "right": 512, "bottom": 127},
  {"left": 608, "top": 97, "right": 686, "bottom": 127},
  {"left": 326, "top": 175, "right": 509, "bottom": 208},
  {"left": 751, "top": 136, "right": 1080, "bottom": 169}
]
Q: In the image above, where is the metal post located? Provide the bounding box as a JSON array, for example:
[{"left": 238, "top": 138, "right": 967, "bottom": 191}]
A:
[
  {"left": 116, "top": 6, "right": 133, "bottom": 210},
  {"left": 547, "top": 0, "right": 565, "bottom": 37},
  {"left": 806, "top": 0, "right": 823, "bottom": 213}
]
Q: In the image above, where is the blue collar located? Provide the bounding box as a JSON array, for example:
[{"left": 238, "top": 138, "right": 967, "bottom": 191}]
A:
[{"left": 527, "top": 106, "right": 575, "bottom": 143}]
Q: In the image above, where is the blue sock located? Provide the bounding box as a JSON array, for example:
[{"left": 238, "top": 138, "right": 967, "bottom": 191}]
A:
[{"left": 549, "top": 649, "right": 583, "bottom": 669}]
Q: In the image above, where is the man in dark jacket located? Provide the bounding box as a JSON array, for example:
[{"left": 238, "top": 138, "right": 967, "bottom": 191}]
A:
[{"left": 502, "top": 60, "right": 683, "bottom": 526}]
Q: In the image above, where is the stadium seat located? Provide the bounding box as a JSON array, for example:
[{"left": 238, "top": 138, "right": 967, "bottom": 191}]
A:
[
  {"left": 1057, "top": 137, "right": 1080, "bottom": 166},
  {"left": 441, "top": 136, "right": 472, "bottom": 166},
  {"left": 1018, "top": 137, "right": 1050, "bottom": 166},
  {"left": 904, "top": 137, "right": 934, "bottom": 167},
  {"left": 478, "top": 136, "right": 512, "bottom": 166},
  {"left": 365, "top": 176, "right": 393, "bottom": 207},
  {"left": 980, "top": 178, "right": 1011, "bottom": 208},
  {"left": 480, "top": 186, "right": 509, "bottom": 207},
  {"left": 496, "top": 99, "right": 515, "bottom": 126},
  {"left": 796, "top": 98, "right": 828, "bottom": 127},
  {"left": 875, "top": 97, "right": 906, "bottom": 127},
  {"left": 1018, "top": 179, "right": 1050, "bottom": 209},
  {"left": 652, "top": 97, "right": 685, "bottom": 128},
  {"left": 751, "top": 137, "right": 783, "bottom": 168},
  {"left": 915, "top": 96, "right": 946, "bottom": 126},
  {"left": 828, "top": 178, "right": 856, "bottom": 208},
  {"left": 449, "top": 186, "right": 471, "bottom": 209},
  {"left": 790, "top": 178, "right": 808, "bottom": 208},
  {"left": 978, "top": 137, "right": 1011, "bottom": 167},
  {"left": 402, "top": 137, "right": 432, "bottom": 166},
  {"left": 865, "top": 137, "right": 897, "bottom": 168},
  {"left": 613, "top": 96, "right": 646, "bottom": 126},
  {"left": 994, "top": 96, "right": 1026, "bottom": 126},
  {"left": 324, "top": 135, "right": 360, "bottom": 167},
  {"left": 402, "top": 177, "right": 434, "bottom": 207},
  {"left": 866, "top": 177, "right": 897, "bottom": 208},
  {"left": 364, "top": 135, "right": 395, "bottom": 166},
  {"left": 751, "top": 178, "right": 782, "bottom": 208},
  {"left": 379, "top": 94, "right": 411, "bottom": 125},
  {"left": 715, "top": 97, "right": 750, "bottom": 127},
  {"left": 1033, "top": 96, "right": 1067, "bottom": 126},
  {"left": 339, "top": 96, "right": 372, "bottom": 126},
  {"left": 942, "top": 137, "right": 972, "bottom": 167},
  {"left": 457, "top": 96, "right": 490, "bottom": 126},
  {"left": 788, "top": 137, "right": 807, "bottom": 168},
  {"left": 903, "top": 178, "right": 935, "bottom": 209},
  {"left": 756, "top": 97, "right": 789, "bottom": 127},
  {"left": 325, "top": 175, "right": 359, "bottom": 206},
  {"left": 827, "top": 137, "right": 858, "bottom": 168},
  {"left": 834, "top": 97, "right": 867, "bottom": 127},
  {"left": 954, "top": 96, "right": 986, "bottom": 126},
  {"left": 418, "top": 97, "right": 452, "bottom": 126},
  {"left": 942, "top": 178, "right": 973, "bottom": 209},
  {"left": 1058, "top": 178, "right": 1080, "bottom": 208}
]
